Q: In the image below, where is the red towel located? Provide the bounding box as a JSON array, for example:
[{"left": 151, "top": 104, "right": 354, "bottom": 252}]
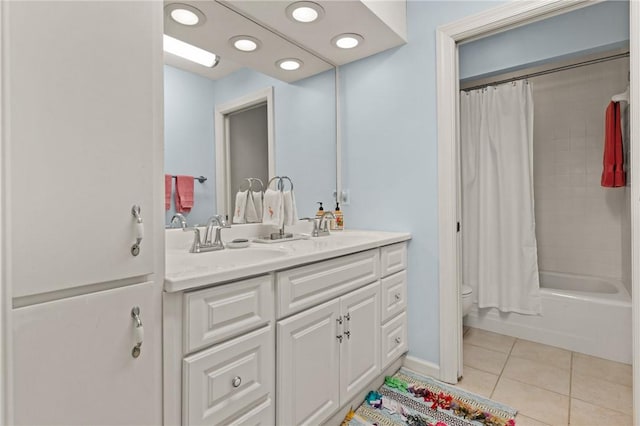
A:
[
  {"left": 175, "top": 175, "right": 194, "bottom": 213},
  {"left": 601, "top": 101, "right": 625, "bottom": 187},
  {"left": 165, "top": 175, "right": 172, "bottom": 211}
]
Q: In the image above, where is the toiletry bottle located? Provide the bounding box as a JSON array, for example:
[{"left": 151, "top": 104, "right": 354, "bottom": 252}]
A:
[
  {"left": 333, "top": 202, "right": 344, "bottom": 230},
  {"left": 315, "top": 202, "right": 324, "bottom": 219}
]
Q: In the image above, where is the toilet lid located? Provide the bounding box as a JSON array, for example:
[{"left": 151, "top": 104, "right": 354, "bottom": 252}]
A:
[{"left": 462, "top": 285, "right": 473, "bottom": 296}]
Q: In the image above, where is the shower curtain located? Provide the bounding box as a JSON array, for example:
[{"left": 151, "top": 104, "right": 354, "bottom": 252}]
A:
[{"left": 460, "top": 80, "right": 541, "bottom": 315}]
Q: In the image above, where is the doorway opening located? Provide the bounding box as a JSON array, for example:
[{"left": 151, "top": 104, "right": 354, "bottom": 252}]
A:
[{"left": 214, "top": 87, "right": 274, "bottom": 220}]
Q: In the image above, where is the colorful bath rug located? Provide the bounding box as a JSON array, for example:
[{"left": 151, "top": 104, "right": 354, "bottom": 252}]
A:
[{"left": 343, "top": 368, "right": 517, "bottom": 426}]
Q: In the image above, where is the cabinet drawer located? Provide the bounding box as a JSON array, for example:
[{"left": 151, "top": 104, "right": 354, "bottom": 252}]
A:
[
  {"left": 183, "top": 325, "right": 274, "bottom": 426},
  {"left": 380, "top": 243, "right": 407, "bottom": 277},
  {"left": 184, "top": 275, "right": 273, "bottom": 354},
  {"left": 381, "top": 271, "right": 407, "bottom": 323},
  {"left": 381, "top": 312, "right": 408, "bottom": 370},
  {"left": 277, "top": 250, "right": 379, "bottom": 318}
]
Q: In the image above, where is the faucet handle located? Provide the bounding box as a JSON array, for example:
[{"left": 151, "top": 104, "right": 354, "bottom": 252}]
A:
[
  {"left": 300, "top": 217, "right": 321, "bottom": 237},
  {"left": 189, "top": 228, "right": 202, "bottom": 253}
]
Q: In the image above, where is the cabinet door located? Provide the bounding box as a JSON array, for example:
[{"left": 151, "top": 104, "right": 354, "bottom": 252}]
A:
[
  {"left": 340, "top": 282, "right": 381, "bottom": 403},
  {"left": 277, "top": 299, "right": 341, "bottom": 425},
  {"left": 12, "top": 281, "right": 162, "bottom": 425},
  {"left": 6, "top": 0, "right": 162, "bottom": 297}
]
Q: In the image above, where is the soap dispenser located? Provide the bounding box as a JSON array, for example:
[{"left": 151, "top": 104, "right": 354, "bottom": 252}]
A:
[
  {"left": 333, "top": 202, "right": 344, "bottom": 230},
  {"left": 315, "top": 202, "right": 324, "bottom": 219}
]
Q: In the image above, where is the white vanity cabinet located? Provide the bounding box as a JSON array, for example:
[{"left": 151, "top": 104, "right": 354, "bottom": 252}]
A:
[
  {"left": 181, "top": 275, "right": 275, "bottom": 425},
  {"left": 277, "top": 281, "right": 381, "bottom": 425},
  {"left": 164, "top": 237, "right": 410, "bottom": 426},
  {"left": 274, "top": 249, "right": 381, "bottom": 424},
  {"left": 379, "top": 245, "right": 409, "bottom": 369}
]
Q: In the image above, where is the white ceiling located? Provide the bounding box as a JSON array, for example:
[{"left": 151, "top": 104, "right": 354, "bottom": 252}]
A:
[{"left": 163, "top": 1, "right": 407, "bottom": 82}]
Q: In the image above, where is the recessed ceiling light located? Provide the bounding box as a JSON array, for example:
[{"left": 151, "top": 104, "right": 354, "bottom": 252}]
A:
[
  {"left": 277, "top": 58, "right": 303, "bottom": 71},
  {"left": 333, "top": 33, "right": 364, "bottom": 49},
  {"left": 286, "top": 1, "right": 324, "bottom": 23},
  {"left": 165, "top": 4, "right": 205, "bottom": 27},
  {"left": 230, "top": 36, "right": 260, "bottom": 52},
  {"left": 163, "top": 35, "right": 219, "bottom": 68}
]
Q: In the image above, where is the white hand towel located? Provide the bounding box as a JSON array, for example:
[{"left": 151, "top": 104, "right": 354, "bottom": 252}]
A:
[
  {"left": 245, "top": 192, "right": 260, "bottom": 223},
  {"left": 283, "top": 190, "right": 298, "bottom": 226},
  {"left": 233, "top": 190, "right": 248, "bottom": 224},
  {"left": 252, "top": 191, "right": 263, "bottom": 222},
  {"left": 262, "top": 189, "right": 283, "bottom": 227}
]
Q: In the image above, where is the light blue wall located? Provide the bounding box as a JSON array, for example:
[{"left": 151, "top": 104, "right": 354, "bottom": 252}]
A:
[
  {"left": 164, "top": 65, "right": 216, "bottom": 226},
  {"left": 340, "top": 0, "right": 628, "bottom": 365},
  {"left": 339, "top": 1, "right": 504, "bottom": 364},
  {"left": 460, "top": 0, "right": 629, "bottom": 81}
]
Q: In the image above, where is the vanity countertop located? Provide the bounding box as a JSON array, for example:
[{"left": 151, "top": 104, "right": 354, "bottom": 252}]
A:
[{"left": 164, "top": 229, "right": 411, "bottom": 293}]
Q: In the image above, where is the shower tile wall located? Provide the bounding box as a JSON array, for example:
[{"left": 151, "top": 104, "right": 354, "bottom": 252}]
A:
[{"left": 532, "top": 57, "right": 630, "bottom": 290}]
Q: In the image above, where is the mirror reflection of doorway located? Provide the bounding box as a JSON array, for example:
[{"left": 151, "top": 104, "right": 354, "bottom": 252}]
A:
[
  {"left": 227, "top": 103, "right": 269, "bottom": 221},
  {"left": 215, "top": 87, "right": 274, "bottom": 220}
]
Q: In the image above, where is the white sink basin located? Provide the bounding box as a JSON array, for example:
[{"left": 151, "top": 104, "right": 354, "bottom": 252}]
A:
[{"left": 167, "top": 246, "right": 290, "bottom": 268}]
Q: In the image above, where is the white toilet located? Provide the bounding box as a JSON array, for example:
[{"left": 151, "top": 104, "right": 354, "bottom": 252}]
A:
[{"left": 462, "top": 285, "right": 473, "bottom": 316}]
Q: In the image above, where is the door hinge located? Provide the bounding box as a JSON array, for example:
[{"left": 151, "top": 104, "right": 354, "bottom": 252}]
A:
[{"left": 457, "top": 222, "right": 461, "bottom": 233}]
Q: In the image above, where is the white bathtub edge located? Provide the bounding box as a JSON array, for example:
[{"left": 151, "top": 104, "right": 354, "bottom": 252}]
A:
[{"left": 464, "top": 305, "right": 632, "bottom": 365}]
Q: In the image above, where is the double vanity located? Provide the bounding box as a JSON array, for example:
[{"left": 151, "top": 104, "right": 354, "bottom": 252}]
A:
[{"left": 163, "top": 224, "right": 411, "bottom": 425}]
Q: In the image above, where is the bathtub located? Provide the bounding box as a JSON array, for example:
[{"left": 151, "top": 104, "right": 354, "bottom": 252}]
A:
[{"left": 464, "top": 271, "right": 632, "bottom": 364}]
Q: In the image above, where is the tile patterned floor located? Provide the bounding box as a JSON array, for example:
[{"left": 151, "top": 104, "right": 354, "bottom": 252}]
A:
[{"left": 457, "top": 327, "right": 633, "bottom": 426}]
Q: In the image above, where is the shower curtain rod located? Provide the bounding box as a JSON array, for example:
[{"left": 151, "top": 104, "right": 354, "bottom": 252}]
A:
[{"left": 461, "top": 51, "right": 630, "bottom": 92}]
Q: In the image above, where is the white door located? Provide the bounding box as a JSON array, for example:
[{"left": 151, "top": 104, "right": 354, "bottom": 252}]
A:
[
  {"left": 5, "top": 0, "right": 161, "bottom": 298},
  {"left": 277, "top": 299, "right": 341, "bottom": 425},
  {"left": 12, "top": 281, "right": 162, "bottom": 425},
  {"left": 339, "top": 282, "right": 381, "bottom": 403}
]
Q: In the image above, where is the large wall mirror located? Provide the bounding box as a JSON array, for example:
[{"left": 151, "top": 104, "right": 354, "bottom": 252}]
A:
[{"left": 164, "top": 53, "right": 336, "bottom": 227}]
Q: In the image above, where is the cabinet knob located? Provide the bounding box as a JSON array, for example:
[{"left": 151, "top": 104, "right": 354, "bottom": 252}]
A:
[
  {"left": 395, "top": 336, "right": 402, "bottom": 344},
  {"left": 394, "top": 293, "right": 401, "bottom": 301},
  {"left": 232, "top": 376, "right": 242, "bottom": 388}
]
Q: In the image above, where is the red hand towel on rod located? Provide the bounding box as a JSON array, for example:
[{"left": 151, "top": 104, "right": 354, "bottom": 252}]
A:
[
  {"left": 601, "top": 101, "right": 625, "bottom": 187},
  {"left": 175, "top": 175, "right": 194, "bottom": 213},
  {"left": 165, "top": 174, "right": 172, "bottom": 211}
]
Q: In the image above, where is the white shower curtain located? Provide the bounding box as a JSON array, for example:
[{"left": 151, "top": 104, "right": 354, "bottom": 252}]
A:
[{"left": 460, "top": 80, "right": 541, "bottom": 315}]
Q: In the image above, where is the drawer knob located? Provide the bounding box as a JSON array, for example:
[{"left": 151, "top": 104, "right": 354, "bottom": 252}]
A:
[
  {"left": 394, "top": 293, "right": 401, "bottom": 301},
  {"left": 395, "top": 336, "right": 402, "bottom": 344},
  {"left": 232, "top": 376, "right": 242, "bottom": 388}
]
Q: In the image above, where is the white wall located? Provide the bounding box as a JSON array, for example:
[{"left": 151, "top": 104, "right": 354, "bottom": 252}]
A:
[{"left": 533, "top": 57, "right": 630, "bottom": 285}]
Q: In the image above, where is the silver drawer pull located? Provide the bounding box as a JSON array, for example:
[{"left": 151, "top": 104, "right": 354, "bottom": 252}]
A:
[
  {"left": 232, "top": 376, "right": 242, "bottom": 388},
  {"left": 395, "top": 336, "right": 402, "bottom": 344},
  {"left": 131, "top": 306, "right": 144, "bottom": 358},
  {"left": 131, "top": 205, "right": 144, "bottom": 257}
]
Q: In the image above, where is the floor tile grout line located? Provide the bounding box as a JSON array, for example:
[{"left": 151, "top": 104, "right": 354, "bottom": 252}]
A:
[
  {"left": 568, "top": 351, "right": 574, "bottom": 425},
  {"left": 489, "top": 336, "right": 516, "bottom": 399}
]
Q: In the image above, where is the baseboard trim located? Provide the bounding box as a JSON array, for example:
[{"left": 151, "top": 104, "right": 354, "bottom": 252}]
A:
[{"left": 402, "top": 356, "right": 441, "bottom": 381}]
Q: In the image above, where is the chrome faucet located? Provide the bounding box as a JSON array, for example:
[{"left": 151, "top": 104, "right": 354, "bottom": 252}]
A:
[
  {"left": 301, "top": 211, "right": 336, "bottom": 237},
  {"left": 319, "top": 211, "right": 336, "bottom": 233},
  {"left": 204, "top": 215, "right": 230, "bottom": 245},
  {"left": 170, "top": 213, "right": 188, "bottom": 229},
  {"left": 187, "top": 215, "right": 231, "bottom": 253}
]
